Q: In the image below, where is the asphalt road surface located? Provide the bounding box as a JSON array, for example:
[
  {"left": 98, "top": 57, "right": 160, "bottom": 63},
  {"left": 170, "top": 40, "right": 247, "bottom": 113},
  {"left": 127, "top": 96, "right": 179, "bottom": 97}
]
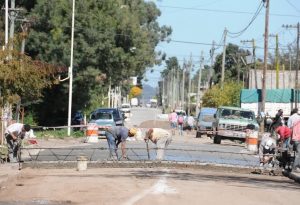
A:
[
  {"left": 21, "top": 107, "right": 259, "bottom": 168},
  {"left": 0, "top": 167, "right": 299, "bottom": 205},
  {"left": 1, "top": 107, "right": 299, "bottom": 205}
]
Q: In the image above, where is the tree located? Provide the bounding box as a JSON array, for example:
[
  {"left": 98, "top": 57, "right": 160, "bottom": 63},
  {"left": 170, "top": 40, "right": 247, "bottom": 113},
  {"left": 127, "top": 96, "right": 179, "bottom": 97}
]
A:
[
  {"left": 0, "top": 49, "right": 59, "bottom": 106},
  {"left": 212, "top": 43, "right": 249, "bottom": 84},
  {"left": 17, "top": 0, "right": 171, "bottom": 125},
  {"left": 130, "top": 86, "right": 142, "bottom": 98},
  {"left": 202, "top": 81, "right": 243, "bottom": 107}
]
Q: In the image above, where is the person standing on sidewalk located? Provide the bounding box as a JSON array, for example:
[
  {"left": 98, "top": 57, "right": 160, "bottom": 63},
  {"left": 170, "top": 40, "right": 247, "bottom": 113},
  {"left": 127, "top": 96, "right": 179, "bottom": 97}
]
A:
[
  {"left": 177, "top": 112, "right": 184, "bottom": 136},
  {"left": 169, "top": 110, "right": 178, "bottom": 135},
  {"left": 5, "top": 123, "right": 31, "bottom": 162},
  {"left": 105, "top": 126, "right": 137, "bottom": 161},
  {"left": 144, "top": 128, "right": 172, "bottom": 161}
]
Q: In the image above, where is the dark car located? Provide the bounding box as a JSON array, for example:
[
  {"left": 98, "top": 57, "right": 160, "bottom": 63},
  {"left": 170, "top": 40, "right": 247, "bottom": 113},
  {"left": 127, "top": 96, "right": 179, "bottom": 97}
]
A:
[{"left": 90, "top": 108, "right": 125, "bottom": 126}]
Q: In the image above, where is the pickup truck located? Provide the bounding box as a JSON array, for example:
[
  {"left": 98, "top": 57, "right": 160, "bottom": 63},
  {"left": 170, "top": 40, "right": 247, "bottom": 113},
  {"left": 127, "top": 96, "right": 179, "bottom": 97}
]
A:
[{"left": 212, "top": 106, "right": 259, "bottom": 144}]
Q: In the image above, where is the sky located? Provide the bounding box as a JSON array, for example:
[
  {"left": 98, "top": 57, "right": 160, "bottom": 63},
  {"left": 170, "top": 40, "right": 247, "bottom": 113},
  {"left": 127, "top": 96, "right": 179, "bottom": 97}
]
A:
[{"left": 143, "top": 0, "right": 300, "bottom": 87}]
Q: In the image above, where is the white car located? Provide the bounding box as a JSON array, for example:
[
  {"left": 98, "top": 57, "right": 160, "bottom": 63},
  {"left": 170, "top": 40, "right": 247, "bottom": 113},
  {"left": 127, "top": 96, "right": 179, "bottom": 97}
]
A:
[{"left": 120, "top": 103, "right": 131, "bottom": 113}]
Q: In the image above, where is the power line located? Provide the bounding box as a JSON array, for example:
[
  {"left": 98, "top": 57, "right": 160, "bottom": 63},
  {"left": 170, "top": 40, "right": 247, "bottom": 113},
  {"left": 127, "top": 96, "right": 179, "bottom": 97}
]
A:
[
  {"left": 285, "top": 0, "right": 300, "bottom": 14},
  {"left": 227, "top": 1, "right": 263, "bottom": 38},
  {"left": 169, "top": 39, "right": 291, "bottom": 51},
  {"left": 158, "top": 5, "right": 300, "bottom": 18}
]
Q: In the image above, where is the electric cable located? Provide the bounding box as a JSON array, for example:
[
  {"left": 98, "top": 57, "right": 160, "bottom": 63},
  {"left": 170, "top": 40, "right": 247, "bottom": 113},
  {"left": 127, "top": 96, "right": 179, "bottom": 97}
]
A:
[{"left": 227, "top": 1, "right": 264, "bottom": 38}]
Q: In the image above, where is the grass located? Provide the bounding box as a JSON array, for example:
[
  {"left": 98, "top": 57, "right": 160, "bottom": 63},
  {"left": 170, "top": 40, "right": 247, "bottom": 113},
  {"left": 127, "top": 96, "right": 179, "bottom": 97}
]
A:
[{"left": 35, "top": 129, "right": 85, "bottom": 140}]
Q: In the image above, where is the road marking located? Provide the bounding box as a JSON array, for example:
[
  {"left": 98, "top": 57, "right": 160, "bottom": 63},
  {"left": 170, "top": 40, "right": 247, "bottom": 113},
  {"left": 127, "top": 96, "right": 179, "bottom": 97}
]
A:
[{"left": 123, "top": 169, "right": 177, "bottom": 205}]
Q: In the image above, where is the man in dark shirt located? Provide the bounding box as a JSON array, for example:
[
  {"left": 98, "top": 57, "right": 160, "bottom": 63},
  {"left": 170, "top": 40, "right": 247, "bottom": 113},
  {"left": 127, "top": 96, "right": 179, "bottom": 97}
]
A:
[{"left": 105, "top": 126, "right": 137, "bottom": 160}]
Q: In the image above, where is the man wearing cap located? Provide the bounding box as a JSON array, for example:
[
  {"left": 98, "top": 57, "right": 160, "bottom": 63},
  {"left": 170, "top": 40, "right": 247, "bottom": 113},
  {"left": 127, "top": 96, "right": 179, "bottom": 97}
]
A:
[
  {"left": 144, "top": 128, "right": 172, "bottom": 161},
  {"left": 259, "top": 133, "right": 276, "bottom": 166},
  {"left": 105, "top": 126, "right": 137, "bottom": 160}
]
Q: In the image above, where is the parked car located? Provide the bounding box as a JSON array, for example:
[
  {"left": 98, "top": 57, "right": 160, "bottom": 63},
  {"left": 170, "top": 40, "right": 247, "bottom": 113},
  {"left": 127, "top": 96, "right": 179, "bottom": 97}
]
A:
[
  {"left": 212, "top": 106, "right": 259, "bottom": 144},
  {"left": 120, "top": 103, "right": 131, "bottom": 113},
  {"left": 195, "top": 108, "right": 217, "bottom": 138},
  {"left": 89, "top": 111, "right": 116, "bottom": 136},
  {"left": 90, "top": 108, "right": 125, "bottom": 127}
]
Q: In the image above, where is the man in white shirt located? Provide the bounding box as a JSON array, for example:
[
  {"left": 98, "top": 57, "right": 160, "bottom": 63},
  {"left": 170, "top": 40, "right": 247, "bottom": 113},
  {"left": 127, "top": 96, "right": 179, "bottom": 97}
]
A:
[
  {"left": 5, "top": 123, "right": 31, "bottom": 162},
  {"left": 287, "top": 108, "right": 300, "bottom": 128},
  {"left": 144, "top": 128, "right": 172, "bottom": 160}
]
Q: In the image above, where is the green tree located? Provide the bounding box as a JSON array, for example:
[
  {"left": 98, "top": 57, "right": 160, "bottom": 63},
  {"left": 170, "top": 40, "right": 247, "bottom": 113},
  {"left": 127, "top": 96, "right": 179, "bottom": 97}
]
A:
[
  {"left": 212, "top": 43, "right": 249, "bottom": 84},
  {"left": 19, "top": 0, "right": 171, "bottom": 125},
  {"left": 202, "top": 81, "right": 243, "bottom": 107}
]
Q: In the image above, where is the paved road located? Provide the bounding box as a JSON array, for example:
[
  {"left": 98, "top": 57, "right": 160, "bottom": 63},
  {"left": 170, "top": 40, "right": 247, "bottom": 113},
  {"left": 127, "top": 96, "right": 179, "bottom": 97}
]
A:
[{"left": 21, "top": 107, "right": 259, "bottom": 168}]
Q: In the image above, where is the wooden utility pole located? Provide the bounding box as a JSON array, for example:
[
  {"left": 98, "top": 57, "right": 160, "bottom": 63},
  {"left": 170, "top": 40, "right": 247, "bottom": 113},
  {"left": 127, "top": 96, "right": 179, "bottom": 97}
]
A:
[
  {"left": 221, "top": 28, "right": 227, "bottom": 89},
  {"left": 196, "top": 51, "right": 204, "bottom": 116},
  {"left": 187, "top": 56, "right": 193, "bottom": 115},
  {"left": 269, "top": 34, "right": 280, "bottom": 88},
  {"left": 241, "top": 39, "right": 257, "bottom": 88},
  {"left": 181, "top": 61, "right": 186, "bottom": 110},
  {"left": 261, "top": 0, "right": 270, "bottom": 132},
  {"left": 283, "top": 22, "right": 300, "bottom": 108},
  {"left": 209, "top": 41, "right": 215, "bottom": 88}
]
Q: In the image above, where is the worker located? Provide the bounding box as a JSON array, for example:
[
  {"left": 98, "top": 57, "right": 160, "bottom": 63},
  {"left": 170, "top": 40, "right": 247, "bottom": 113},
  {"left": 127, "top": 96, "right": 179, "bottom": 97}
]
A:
[
  {"left": 5, "top": 123, "right": 31, "bottom": 163},
  {"left": 275, "top": 126, "right": 292, "bottom": 169},
  {"left": 259, "top": 132, "right": 276, "bottom": 167},
  {"left": 105, "top": 126, "right": 137, "bottom": 160},
  {"left": 144, "top": 128, "right": 172, "bottom": 161}
]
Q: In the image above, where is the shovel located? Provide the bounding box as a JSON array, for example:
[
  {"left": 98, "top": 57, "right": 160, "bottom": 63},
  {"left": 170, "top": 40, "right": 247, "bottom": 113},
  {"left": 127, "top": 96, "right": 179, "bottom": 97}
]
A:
[{"left": 146, "top": 141, "right": 150, "bottom": 160}]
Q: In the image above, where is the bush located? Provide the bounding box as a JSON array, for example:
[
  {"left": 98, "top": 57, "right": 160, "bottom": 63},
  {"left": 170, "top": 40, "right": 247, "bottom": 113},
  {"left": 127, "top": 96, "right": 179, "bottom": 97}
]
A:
[{"left": 202, "top": 81, "right": 243, "bottom": 107}]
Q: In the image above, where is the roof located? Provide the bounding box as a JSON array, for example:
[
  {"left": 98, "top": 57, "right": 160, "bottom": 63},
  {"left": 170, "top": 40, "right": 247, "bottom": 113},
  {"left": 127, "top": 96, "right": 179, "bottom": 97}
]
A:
[
  {"left": 218, "top": 106, "right": 253, "bottom": 112},
  {"left": 200, "top": 107, "right": 217, "bottom": 114}
]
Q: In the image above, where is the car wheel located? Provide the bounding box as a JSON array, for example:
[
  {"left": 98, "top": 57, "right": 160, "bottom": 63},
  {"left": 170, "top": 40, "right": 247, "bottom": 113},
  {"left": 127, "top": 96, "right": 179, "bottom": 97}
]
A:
[
  {"left": 213, "top": 135, "right": 221, "bottom": 144},
  {"left": 196, "top": 132, "right": 201, "bottom": 138}
]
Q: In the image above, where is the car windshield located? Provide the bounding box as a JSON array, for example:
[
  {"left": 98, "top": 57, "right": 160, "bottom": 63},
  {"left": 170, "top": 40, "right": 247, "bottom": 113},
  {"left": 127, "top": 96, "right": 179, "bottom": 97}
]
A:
[
  {"left": 122, "top": 105, "right": 130, "bottom": 108},
  {"left": 201, "top": 114, "right": 215, "bottom": 122},
  {"left": 220, "top": 109, "right": 254, "bottom": 120},
  {"left": 91, "top": 108, "right": 122, "bottom": 121},
  {"left": 93, "top": 112, "right": 113, "bottom": 120}
]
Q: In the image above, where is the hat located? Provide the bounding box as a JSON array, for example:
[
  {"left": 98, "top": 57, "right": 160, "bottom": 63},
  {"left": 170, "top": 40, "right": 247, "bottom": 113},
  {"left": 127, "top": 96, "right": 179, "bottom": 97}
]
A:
[
  {"left": 264, "top": 139, "right": 273, "bottom": 150},
  {"left": 129, "top": 128, "right": 137, "bottom": 136}
]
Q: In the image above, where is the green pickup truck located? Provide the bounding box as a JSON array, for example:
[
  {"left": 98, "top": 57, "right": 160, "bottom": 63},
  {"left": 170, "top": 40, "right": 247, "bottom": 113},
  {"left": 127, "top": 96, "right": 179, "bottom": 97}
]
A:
[{"left": 212, "top": 106, "right": 259, "bottom": 144}]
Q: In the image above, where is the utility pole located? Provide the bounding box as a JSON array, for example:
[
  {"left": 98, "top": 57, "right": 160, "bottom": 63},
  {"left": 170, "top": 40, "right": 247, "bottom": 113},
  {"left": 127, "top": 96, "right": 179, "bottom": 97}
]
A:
[
  {"left": 209, "top": 41, "right": 215, "bottom": 88},
  {"left": 187, "top": 56, "right": 193, "bottom": 115},
  {"left": 9, "top": 0, "right": 16, "bottom": 50},
  {"left": 181, "top": 61, "right": 186, "bottom": 110},
  {"left": 196, "top": 51, "right": 204, "bottom": 116},
  {"left": 283, "top": 23, "right": 300, "bottom": 108},
  {"left": 269, "top": 34, "right": 279, "bottom": 88},
  {"left": 241, "top": 39, "right": 257, "bottom": 88},
  {"left": 4, "top": 0, "right": 8, "bottom": 48},
  {"left": 162, "top": 77, "right": 165, "bottom": 110},
  {"left": 176, "top": 66, "right": 180, "bottom": 107},
  {"left": 261, "top": 0, "right": 270, "bottom": 132},
  {"left": 221, "top": 28, "right": 227, "bottom": 89}
]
